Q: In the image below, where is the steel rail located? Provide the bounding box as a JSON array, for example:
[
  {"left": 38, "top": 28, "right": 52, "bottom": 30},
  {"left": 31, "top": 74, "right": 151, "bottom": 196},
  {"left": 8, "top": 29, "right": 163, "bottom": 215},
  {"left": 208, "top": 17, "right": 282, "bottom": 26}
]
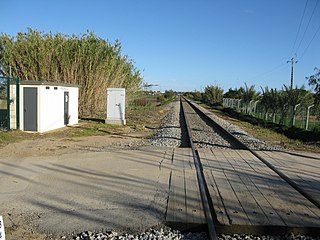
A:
[
  {"left": 180, "top": 98, "right": 217, "bottom": 240},
  {"left": 184, "top": 97, "right": 320, "bottom": 210}
]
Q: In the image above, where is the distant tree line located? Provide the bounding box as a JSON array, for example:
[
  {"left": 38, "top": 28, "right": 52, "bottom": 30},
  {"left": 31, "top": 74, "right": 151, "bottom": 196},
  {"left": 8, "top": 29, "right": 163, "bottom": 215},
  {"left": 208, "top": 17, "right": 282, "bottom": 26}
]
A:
[
  {"left": 184, "top": 67, "right": 320, "bottom": 124},
  {"left": 0, "top": 28, "right": 143, "bottom": 117},
  {"left": 184, "top": 85, "right": 224, "bottom": 106}
]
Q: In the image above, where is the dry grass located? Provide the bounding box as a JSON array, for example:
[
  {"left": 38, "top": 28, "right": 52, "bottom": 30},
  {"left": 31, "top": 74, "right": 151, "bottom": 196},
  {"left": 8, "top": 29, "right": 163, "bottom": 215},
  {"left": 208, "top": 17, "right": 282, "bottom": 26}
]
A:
[
  {"left": 0, "top": 28, "right": 143, "bottom": 117},
  {"left": 0, "top": 97, "right": 171, "bottom": 146},
  {"left": 205, "top": 105, "right": 320, "bottom": 152}
]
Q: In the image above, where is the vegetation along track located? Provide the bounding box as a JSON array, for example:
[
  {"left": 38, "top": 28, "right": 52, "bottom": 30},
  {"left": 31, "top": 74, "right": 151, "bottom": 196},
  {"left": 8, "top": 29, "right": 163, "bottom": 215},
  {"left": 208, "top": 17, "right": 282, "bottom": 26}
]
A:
[{"left": 179, "top": 96, "right": 320, "bottom": 239}]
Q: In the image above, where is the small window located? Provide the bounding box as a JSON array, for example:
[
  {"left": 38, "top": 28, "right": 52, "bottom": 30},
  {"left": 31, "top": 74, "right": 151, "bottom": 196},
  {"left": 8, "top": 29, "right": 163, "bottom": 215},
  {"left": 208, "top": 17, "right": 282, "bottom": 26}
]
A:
[
  {"left": 46, "top": 86, "right": 50, "bottom": 90},
  {"left": 54, "top": 87, "right": 58, "bottom": 90}
]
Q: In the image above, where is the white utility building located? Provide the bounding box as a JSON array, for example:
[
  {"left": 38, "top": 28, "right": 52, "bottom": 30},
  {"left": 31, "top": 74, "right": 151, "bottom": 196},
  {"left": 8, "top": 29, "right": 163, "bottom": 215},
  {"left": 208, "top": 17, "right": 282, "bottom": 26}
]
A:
[
  {"left": 19, "top": 81, "right": 79, "bottom": 133},
  {"left": 105, "top": 88, "right": 126, "bottom": 125}
]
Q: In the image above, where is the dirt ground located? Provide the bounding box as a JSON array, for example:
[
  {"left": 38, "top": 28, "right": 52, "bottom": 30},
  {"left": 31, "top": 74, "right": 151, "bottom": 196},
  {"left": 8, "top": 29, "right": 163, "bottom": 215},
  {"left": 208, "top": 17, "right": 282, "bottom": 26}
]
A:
[
  {"left": 0, "top": 101, "right": 169, "bottom": 239},
  {"left": 0, "top": 128, "right": 151, "bottom": 159},
  {"left": 1, "top": 129, "right": 155, "bottom": 240}
]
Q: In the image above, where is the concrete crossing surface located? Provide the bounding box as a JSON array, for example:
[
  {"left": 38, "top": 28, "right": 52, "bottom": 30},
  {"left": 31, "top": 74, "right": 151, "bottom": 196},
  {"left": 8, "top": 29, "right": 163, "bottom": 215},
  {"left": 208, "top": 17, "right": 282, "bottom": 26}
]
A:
[{"left": 0, "top": 145, "right": 319, "bottom": 237}]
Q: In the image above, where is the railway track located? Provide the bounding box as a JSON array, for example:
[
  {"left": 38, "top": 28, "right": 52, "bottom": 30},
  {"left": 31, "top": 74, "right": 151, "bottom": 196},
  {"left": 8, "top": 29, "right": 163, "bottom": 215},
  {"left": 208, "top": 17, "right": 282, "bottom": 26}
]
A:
[{"left": 178, "top": 97, "right": 320, "bottom": 239}]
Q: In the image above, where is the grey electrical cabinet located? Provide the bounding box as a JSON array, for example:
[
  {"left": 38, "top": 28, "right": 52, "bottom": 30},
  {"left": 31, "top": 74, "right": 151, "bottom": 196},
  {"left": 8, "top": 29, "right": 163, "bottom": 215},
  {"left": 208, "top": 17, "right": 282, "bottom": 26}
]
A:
[{"left": 105, "top": 88, "right": 126, "bottom": 125}]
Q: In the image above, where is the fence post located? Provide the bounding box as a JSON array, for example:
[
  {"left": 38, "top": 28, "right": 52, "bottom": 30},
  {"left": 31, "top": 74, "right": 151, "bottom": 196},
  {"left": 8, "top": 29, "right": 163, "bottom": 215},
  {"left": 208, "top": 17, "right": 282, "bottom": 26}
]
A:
[
  {"left": 253, "top": 100, "right": 258, "bottom": 116},
  {"left": 293, "top": 103, "right": 300, "bottom": 126},
  {"left": 6, "top": 77, "right": 10, "bottom": 130},
  {"left": 306, "top": 104, "right": 314, "bottom": 130},
  {"left": 16, "top": 77, "right": 20, "bottom": 129}
]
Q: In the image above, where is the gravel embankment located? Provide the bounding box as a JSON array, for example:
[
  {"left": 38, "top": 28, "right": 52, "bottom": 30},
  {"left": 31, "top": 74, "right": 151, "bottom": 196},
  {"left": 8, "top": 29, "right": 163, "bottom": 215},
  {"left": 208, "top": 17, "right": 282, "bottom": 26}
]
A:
[
  {"left": 192, "top": 102, "right": 282, "bottom": 151},
  {"left": 151, "top": 101, "right": 183, "bottom": 148},
  {"left": 182, "top": 101, "right": 232, "bottom": 149},
  {"left": 72, "top": 228, "right": 207, "bottom": 240},
  {"left": 151, "top": 100, "right": 282, "bottom": 151},
  {"left": 72, "top": 229, "right": 319, "bottom": 240}
]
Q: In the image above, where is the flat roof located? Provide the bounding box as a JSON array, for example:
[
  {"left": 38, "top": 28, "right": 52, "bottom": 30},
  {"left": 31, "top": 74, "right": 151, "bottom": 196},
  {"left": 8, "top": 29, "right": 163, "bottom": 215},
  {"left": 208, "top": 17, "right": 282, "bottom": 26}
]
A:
[{"left": 20, "top": 81, "right": 80, "bottom": 88}]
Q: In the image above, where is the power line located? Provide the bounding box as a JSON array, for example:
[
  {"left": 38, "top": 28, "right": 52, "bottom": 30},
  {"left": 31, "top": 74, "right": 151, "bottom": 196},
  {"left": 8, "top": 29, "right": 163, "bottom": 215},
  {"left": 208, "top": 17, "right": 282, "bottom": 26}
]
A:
[
  {"left": 290, "top": 0, "right": 309, "bottom": 57},
  {"left": 295, "top": 0, "right": 319, "bottom": 54},
  {"left": 298, "top": 22, "right": 320, "bottom": 60},
  {"left": 246, "top": 62, "right": 287, "bottom": 82}
]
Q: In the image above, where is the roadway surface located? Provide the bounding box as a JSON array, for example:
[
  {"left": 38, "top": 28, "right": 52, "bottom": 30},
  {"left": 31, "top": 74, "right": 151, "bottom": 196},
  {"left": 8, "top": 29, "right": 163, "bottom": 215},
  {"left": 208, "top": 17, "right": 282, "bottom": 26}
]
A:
[{"left": 0, "top": 146, "right": 172, "bottom": 238}]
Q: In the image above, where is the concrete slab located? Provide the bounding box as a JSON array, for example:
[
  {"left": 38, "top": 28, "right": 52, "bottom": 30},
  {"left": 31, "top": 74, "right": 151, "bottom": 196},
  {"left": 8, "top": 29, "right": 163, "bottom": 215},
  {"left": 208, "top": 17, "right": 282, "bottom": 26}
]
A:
[{"left": 0, "top": 147, "right": 173, "bottom": 236}]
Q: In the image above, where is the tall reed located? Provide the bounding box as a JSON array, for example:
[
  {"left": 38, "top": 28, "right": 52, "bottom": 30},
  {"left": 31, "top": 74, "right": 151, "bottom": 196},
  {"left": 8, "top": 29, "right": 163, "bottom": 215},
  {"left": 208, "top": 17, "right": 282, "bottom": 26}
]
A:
[{"left": 0, "top": 28, "right": 143, "bottom": 117}]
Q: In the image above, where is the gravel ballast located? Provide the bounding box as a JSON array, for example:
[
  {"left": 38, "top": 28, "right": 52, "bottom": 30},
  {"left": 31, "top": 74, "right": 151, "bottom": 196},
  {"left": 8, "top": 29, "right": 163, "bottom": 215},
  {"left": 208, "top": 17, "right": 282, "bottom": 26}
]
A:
[
  {"left": 151, "top": 101, "right": 183, "bottom": 148},
  {"left": 185, "top": 101, "right": 283, "bottom": 151},
  {"left": 72, "top": 229, "right": 319, "bottom": 240},
  {"left": 151, "top": 100, "right": 281, "bottom": 151},
  {"left": 72, "top": 228, "right": 207, "bottom": 240}
]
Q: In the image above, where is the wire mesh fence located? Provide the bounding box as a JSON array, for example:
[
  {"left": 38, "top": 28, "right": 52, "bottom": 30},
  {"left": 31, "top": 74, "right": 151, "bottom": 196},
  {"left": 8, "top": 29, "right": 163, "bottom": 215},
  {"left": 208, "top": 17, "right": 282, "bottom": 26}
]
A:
[
  {"left": 0, "top": 76, "right": 19, "bottom": 131},
  {"left": 223, "top": 98, "right": 319, "bottom": 131},
  {"left": 0, "top": 77, "right": 9, "bottom": 130}
]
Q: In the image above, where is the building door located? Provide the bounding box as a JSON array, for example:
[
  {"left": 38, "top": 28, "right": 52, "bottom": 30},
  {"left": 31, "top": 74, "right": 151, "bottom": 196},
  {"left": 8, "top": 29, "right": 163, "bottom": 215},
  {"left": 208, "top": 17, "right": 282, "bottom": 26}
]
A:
[
  {"left": 23, "top": 87, "right": 37, "bottom": 131},
  {"left": 64, "top": 92, "right": 69, "bottom": 125}
]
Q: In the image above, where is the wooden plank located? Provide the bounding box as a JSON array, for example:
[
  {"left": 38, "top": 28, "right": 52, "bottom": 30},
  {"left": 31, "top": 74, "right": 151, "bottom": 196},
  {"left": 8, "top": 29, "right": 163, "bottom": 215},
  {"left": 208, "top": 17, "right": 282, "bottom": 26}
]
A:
[
  {"left": 239, "top": 150, "right": 320, "bottom": 227},
  {"left": 183, "top": 148, "right": 205, "bottom": 225},
  {"left": 232, "top": 150, "right": 286, "bottom": 226},
  {"left": 199, "top": 149, "right": 229, "bottom": 225},
  {"left": 261, "top": 151, "right": 320, "bottom": 190},
  {"left": 257, "top": 150, "right": 320, "bottom": 219},
  {"left": 204, "top": 169, "right": 229, "bottom": 225},
  {"left": 166, "top": 147, "right": 206, "bottom": 226},
  {"left": 257, "top": 151, "right": 287, "bottom": 168},
  {"left": 281, "top": 150, "right": 320, "bottom": 160},
  {"left": 222, "top": 149, "right": 282, "bottom": 226},
  {"left": 237, "top": 150, "right": 307, "bottom": 226},
  {"left": 166, "top": 149, "right": 186, "bottom": 223},
  {"left": 199, "top": 149, "right": 251, "bottom": 226}
]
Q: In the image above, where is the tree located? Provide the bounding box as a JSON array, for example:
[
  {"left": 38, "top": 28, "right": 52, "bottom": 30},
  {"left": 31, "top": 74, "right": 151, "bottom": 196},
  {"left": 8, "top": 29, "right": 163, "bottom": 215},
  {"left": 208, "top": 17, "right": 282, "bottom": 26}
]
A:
[
  {"left": 278, "top": 89, "right": 290, "bottom": 125},
  {"left": 223, "top": 87, "right": 244, "bottom": 99},
  {"left": 203, "top": 85, "right": 224, "bottom": 106},
  {"left": 307, "top": 67, "right": 320, "bottom": 104},
  {"left": 280, "top": 84, "right": 314, "bottom": 125},
  {"left": 240, "top": 83, "right": 260, "bottom": 114},
  {"left": 260, "top": 87, "right": 279, "bottom": 121},
  {"left": 164, "top": 89, "right": 175, "bottom": 99}
]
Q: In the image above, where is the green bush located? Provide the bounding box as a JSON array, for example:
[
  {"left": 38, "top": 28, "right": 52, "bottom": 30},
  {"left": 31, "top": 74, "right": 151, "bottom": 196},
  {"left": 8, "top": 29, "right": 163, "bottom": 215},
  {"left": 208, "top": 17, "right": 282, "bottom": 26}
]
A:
[{"left": 164, "top": 90, "right": 175, "bottom": 99}]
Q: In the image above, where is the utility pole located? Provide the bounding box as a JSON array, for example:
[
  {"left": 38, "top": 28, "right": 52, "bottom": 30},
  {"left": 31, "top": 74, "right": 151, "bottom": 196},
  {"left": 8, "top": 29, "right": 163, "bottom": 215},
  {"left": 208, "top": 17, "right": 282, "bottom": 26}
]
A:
[
  {"left": 287, "top": 57, "right": 298, "bottom": 91},
  {"left": 287, "top": 57, "right": 298, "bottom": 126}
]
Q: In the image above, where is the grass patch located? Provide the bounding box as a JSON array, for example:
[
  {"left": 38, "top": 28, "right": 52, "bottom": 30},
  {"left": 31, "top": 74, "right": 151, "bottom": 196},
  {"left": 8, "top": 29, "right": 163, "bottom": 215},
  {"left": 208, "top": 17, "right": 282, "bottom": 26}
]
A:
[
  {"left": 0, "top": 130, "right": 34, "bottom": 146},
  {"left": 197, "top": 103, "right": 320, "bottom": 152},
  {"left": 219, "top": 107, "right": 320, "bottom": 142},
  {"left": 0, "top": 121, "right": 125, "bottom": 146},
  {"left": 0, "top": 97, "right": 171, "bottom": 146}
]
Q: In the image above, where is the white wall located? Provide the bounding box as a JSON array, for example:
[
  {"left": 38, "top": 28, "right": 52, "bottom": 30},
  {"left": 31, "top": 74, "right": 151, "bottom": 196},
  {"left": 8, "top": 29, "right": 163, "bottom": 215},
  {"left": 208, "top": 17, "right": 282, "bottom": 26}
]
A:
[
  {"left": 10, "top": 84, "right": 17, "bottom": 129},
  {"left": 38, "top": 86, "right": 64, "bottom": 132},
  {"left": 67, "top": 87, "right": 79, "bottom": 125},
  {"left": 20, "top": 84, "right": 79, "bottom": 132}
]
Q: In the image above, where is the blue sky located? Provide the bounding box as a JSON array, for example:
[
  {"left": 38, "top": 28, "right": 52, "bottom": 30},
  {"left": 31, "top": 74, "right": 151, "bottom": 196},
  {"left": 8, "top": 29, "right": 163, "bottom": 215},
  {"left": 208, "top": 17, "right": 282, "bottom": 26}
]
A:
[{"left": 1, "top": 0, "right": 320, "bottom": 92}]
